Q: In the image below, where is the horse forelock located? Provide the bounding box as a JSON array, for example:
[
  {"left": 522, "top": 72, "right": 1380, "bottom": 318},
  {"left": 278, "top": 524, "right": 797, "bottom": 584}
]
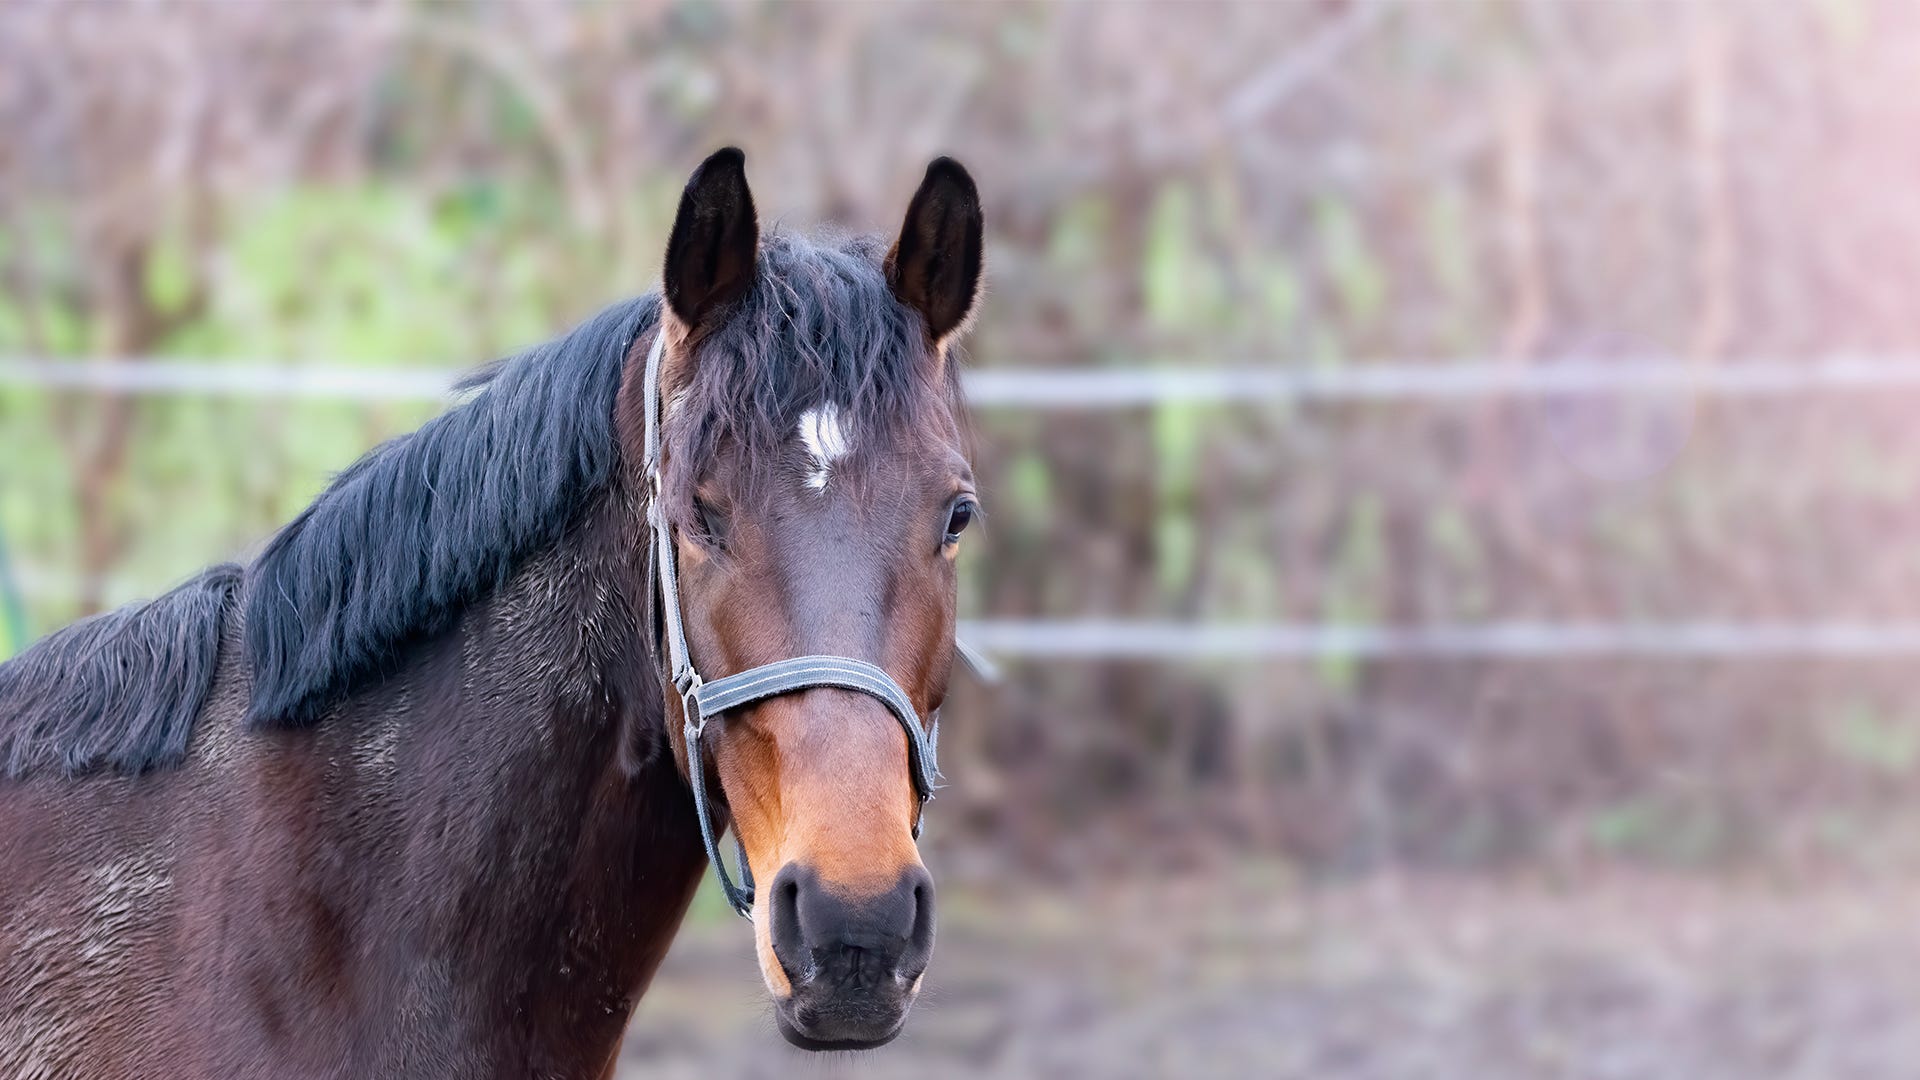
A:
[{"left": 641, "top": 230, "right": 966, "bottom": 538}]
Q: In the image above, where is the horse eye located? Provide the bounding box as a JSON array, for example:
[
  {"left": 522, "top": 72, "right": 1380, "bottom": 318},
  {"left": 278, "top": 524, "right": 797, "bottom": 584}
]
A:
[
  {"left": 693, "top": 496, "right": 727, "bottom": 548},
  {"left": 943, "top": 498, "right": 977, "bottom": 545}
]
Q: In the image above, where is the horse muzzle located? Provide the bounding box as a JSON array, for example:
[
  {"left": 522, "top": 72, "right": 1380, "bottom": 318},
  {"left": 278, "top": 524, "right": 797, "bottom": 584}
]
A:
[{"left": 767, "top": 861, "right": 935, "bottom": 1050}]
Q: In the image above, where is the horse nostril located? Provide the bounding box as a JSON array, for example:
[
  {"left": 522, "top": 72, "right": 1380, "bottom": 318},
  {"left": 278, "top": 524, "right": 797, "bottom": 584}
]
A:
[
  {"left": 769, "top": 864, "right": 807, "bottom": 981},
  {"left": 772, "top": 862, "right": 936, "bottom": 989},
  {"left": 904, "top": 865, "right": 936, "bottom": 971}
]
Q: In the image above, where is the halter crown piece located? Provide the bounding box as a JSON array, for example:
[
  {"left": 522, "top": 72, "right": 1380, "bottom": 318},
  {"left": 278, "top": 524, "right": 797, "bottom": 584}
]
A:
[{"left": 640, "top": 328, "right": 943, "bottom": 918}]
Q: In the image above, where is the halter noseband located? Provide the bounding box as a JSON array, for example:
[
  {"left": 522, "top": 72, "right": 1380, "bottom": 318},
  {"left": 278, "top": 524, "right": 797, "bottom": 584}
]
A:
[{"left": 641, "top": 327, "right": 942, "bottom": 918}]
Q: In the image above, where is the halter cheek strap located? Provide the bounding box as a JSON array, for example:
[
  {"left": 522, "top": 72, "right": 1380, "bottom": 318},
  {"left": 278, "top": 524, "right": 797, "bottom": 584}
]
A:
[{"left": 641, "top": 327, "right": 946, "bottom": 918}]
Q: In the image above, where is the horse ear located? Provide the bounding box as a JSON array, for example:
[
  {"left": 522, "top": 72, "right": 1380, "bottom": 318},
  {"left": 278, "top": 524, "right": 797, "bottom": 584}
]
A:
[
  {"left": 886, "top": 157, "right": 984, "bottom": 344},
  {"left": 663, "top": 147, "right": 759, "bottom": 329}
]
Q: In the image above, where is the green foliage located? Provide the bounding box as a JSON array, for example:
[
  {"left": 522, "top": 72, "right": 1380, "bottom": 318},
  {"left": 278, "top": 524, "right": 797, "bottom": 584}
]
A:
[
  {"left": 1258, "top": 263, "right": 1303, "bottom": 341},
  {"left": 1425, "top": 505, "right": 1490, "bottom": 619},
  {"left": 211, "top": 187, "right": 565, "bottom": 364},
  {"left": 1004, "top": 450, "right": 1053, "bottom": 524},
  {"left": 1421, "top": 184, "right": 1476, "bottom": 350},
  {"left": 1821, "top": 699, "right": 1920, "bottom": 775},
  {"left": 0, "top": 180, "right": 627, "bottom": 635},
  {"left": 1314, "top": 198, "right": 1386, "bottom": 328},
  {"left": 0, "top": 529, "right": 26, "bottom": 660},
  {"left": 1049, "top": 194, "right": 1118, "bottom": 334},
  {"left": 1151, "top": 403, "right": 1204, "bottom": 596},
  {"left": 1587, "top": 797, "right": 1731, "bottom": 865},
  {"left": 143, "top": 216, "right": 199, "bottom": 320},
  {"left": 1, "top": 139, "right": 1909, "bottom": 879},
  {"left": 682, "top": 873, "right": 745, "bottom": 927},
  {"left": 1144, "top": 183, "right": 1230, "bottom": 331},
  {"left": 1318, "top": 494, "right": 1387, "bottom": 691}
]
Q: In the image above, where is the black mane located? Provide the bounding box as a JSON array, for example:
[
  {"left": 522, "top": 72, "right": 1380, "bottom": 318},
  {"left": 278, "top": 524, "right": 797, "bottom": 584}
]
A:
[
  {"left": 244, "top": 294, "right": 659, "bottom": 728},
  {"left": 0, "top": 565, "right": 239, "bottom": 776},
  {"left": 0, "top": 229, "right": 957, "bottom": 774}
]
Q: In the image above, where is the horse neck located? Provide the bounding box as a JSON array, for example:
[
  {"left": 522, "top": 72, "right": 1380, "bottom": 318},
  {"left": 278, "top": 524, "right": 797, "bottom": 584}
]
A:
[{"left": 278, "top": 504, "right": 707, "bottom": 1063}]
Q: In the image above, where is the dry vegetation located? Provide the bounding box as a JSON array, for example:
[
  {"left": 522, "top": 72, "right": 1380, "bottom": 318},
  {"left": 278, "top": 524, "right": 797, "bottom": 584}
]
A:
[{"left": 5, "top": 0, "right": 1920, "bottom": 878}]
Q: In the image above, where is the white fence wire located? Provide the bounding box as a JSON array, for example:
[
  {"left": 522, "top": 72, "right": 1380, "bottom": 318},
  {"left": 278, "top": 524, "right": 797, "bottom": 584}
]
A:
[
  {"left": 957, "top": 620, "right": 1920, "bottom": 661},
  {"left": 10, "top": 355, "right": 1920, "bottom": 404},
  {"left": 7, "top": 354, "right": 1918, "bottom": 661}
]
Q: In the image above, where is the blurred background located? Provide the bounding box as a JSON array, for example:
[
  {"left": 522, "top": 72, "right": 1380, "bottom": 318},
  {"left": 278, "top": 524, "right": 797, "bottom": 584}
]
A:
[{"left": 7, "top": 1, "right": 1920, "bottom": 1075}]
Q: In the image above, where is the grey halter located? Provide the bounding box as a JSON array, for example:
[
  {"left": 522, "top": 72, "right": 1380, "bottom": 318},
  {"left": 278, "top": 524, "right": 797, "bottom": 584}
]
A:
[{"left": 640, "top": 328, "right": 944, "bottom": 918}]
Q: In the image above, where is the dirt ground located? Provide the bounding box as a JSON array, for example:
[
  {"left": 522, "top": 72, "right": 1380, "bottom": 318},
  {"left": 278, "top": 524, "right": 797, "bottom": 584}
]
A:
[{"left": 616, "top": 871, "right": 1920, "bottom": 1079}]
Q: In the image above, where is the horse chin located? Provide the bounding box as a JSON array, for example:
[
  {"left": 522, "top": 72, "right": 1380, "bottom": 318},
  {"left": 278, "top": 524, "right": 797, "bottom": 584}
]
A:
[{"left": 772, "top": 995, "right": 911, "bottom": 1052}]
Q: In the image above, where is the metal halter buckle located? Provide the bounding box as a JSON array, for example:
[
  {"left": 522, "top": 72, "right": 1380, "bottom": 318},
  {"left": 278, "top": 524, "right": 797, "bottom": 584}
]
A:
[{"left": 676, "top": 668, "right": 702, "bottom": 710}]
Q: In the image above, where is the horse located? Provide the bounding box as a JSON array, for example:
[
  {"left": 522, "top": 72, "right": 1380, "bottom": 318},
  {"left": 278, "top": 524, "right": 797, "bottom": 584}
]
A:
[{"left": 0, "top": 147, "right": 985, "bottom": 1077}]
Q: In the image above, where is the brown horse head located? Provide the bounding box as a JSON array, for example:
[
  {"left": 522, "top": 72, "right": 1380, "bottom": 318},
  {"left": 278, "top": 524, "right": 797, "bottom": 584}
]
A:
[{"left": 618, "top": 148, "right": 983, "bottom": 1049}]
